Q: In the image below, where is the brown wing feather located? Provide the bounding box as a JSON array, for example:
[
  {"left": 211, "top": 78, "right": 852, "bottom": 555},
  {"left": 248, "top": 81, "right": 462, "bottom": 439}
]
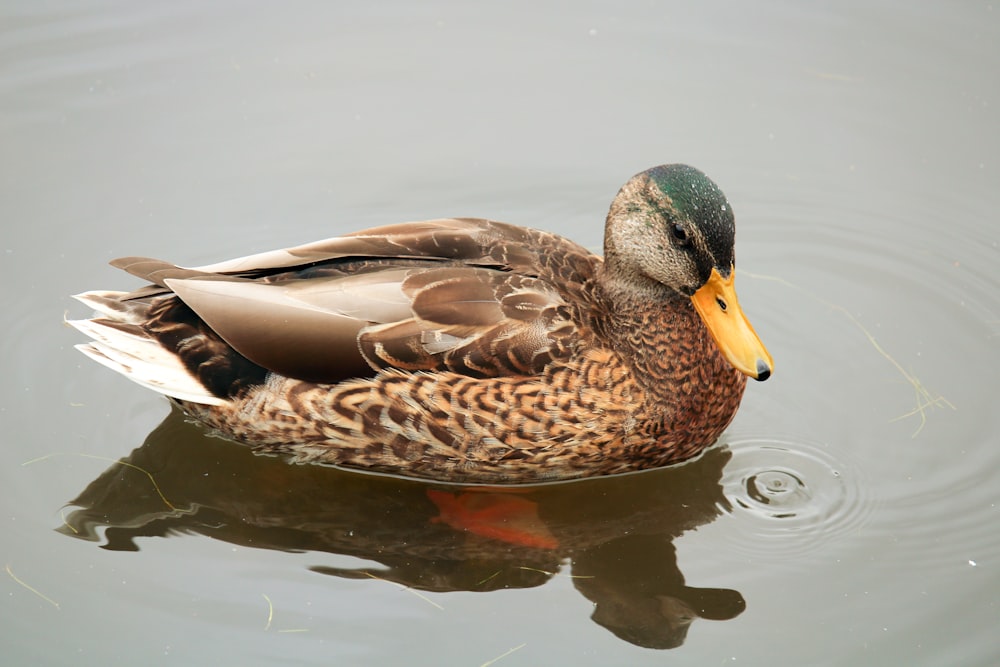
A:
[
  {"left": 192, "top": 218, "right": 597, "bottom": 284},
  {"left": 164, "top": 277, "right": 376, "bottom": 382},
  {"left": 359, "top": 267, "right": 579, "bottom": 377},
  {"left": 191, "top": 219, "right": 504, "bottom": 276},
  {"left": 103, "top": 217, "right": 601, "bottom": 388}
]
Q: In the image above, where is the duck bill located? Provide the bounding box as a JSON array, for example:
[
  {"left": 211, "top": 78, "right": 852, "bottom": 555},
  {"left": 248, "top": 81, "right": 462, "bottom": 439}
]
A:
[{"left": 690, "top": 267, "right": 773, "bottom": 381}]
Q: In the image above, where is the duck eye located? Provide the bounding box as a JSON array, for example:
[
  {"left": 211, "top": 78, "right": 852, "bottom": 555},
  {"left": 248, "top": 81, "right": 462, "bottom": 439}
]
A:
[{"left": 671, "top": 223, "right": 689, "bottom": 244}]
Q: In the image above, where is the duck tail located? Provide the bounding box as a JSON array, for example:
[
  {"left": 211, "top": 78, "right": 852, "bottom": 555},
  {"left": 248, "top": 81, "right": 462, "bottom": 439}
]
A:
[{"left": 68, "top": 291, "right": 226, "bottom": 406}]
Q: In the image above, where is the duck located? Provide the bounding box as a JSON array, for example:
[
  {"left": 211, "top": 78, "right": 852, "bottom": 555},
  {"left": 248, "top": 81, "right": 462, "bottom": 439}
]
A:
[{"left": 69, "top": 164, "right": 772, "bottom": 484}]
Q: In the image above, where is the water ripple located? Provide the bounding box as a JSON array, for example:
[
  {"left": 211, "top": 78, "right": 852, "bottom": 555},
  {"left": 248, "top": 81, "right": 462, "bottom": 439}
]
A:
[{"left": 720, "top": 437, "right": 873, "bottom": 560}]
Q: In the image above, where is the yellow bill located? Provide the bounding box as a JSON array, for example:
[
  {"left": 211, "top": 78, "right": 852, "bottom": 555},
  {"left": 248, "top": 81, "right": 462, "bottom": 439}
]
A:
[{"left": 690, "top": 267, "right": 773, "bottom": 381}]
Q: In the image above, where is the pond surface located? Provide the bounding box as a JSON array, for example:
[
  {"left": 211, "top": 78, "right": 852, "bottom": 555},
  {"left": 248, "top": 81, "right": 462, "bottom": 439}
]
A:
[{"left": 3, "top": 2, "right": 999, "bottom": 665}]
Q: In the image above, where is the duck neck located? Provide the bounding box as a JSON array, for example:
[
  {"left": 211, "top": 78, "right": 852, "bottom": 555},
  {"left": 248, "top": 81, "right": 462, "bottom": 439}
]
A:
[{"left": 594, "top": 270, "right": 746, "bottom": 422}]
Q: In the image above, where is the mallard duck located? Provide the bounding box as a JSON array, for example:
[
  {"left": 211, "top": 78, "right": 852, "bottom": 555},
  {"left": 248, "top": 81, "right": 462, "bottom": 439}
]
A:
[{"left": 70, "top": 164, "right": 771, "bottom": 483}]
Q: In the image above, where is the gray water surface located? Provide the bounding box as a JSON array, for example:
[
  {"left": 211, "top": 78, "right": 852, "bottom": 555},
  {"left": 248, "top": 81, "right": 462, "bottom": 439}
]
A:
[{"left": 3, "top": 2, "right": 999, "bottom": 665}]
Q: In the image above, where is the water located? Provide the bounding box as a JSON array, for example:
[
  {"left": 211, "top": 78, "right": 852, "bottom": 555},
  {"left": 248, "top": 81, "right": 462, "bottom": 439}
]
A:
[{"left": 3, "top": 2, "right": 999, "bottom": 665}]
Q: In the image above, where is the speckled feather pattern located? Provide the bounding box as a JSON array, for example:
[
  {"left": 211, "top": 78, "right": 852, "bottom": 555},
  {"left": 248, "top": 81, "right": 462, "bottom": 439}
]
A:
[{"left": 179, "top": 293, "right": 746, "bottom": 484}]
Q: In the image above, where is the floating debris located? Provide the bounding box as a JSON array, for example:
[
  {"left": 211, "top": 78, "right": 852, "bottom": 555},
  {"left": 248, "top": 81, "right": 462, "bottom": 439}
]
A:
[
  {"left": 480, "top": 642, "right": 527, "bottom": 667},
  {"left": 6, "top": 564, "right": 59, "bottom": 610}
]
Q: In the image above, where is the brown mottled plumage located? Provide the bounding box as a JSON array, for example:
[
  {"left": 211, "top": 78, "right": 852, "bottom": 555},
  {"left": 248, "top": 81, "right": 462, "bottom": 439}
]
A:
[{"left": 70, "top": 164, "right": 772, "bottom": 483}]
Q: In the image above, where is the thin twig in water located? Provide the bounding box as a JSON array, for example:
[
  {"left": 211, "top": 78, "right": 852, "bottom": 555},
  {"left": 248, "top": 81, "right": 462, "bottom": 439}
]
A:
[
  {"left": 363, "top": 571, "right": 444, "bottom": 610},
  {"left": 59, "top": 508, "right": 79, "bottom": 535},
  {"left": 261, "top": 594, "right": 308, "bottom": 632},
  {"left": 475, "top": 570, "right": 502, "bottom": 587},
  {"left": 480, "top": 643, "right": 527, "bottom": 667},
  {"left": 741, "top": 270, "right": 955, "bottom": 436},
  {"left": 21, "top": 452, "right": 177, "bottom": 510},
  {"left": 6, "top": 564, "right": 60, "bottom": 610},
  {"left": 803, "top": 68, "right": 861, "bottom": 82},
  {"left": 262, "top": 594, "right": 273, "bottom": 631}
]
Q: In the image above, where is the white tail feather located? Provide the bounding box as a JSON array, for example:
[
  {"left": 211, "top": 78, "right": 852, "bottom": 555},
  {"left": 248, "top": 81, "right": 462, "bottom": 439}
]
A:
[
  {"left": 68, "top": 318, "right": 225, "bottom": 406},
  {"left": 73, "top": 291, "right": 145, "bottom": 323}
]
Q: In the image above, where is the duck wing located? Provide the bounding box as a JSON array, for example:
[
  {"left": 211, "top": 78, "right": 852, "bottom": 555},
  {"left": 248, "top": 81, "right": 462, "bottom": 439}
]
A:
[
  {"left": 360, "top": 265, "right": 578, "bottom": 377},
  {"left": 192, "top": 218, "right": 550, "bottom": 276},
  {"left": 109, "top": 218, "right": 596, "bottom": 384}
]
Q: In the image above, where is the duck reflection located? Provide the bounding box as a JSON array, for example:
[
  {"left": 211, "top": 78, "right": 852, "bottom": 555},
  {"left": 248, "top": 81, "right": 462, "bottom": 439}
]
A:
[{"left": 62, "top": 407, "right": 745, "bottom": 649}]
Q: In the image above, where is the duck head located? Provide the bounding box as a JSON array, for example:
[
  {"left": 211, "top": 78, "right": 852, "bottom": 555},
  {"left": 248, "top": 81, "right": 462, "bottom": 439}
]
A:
[{"left": 603, "top": 164, "right": 773, "bottom": 381}]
